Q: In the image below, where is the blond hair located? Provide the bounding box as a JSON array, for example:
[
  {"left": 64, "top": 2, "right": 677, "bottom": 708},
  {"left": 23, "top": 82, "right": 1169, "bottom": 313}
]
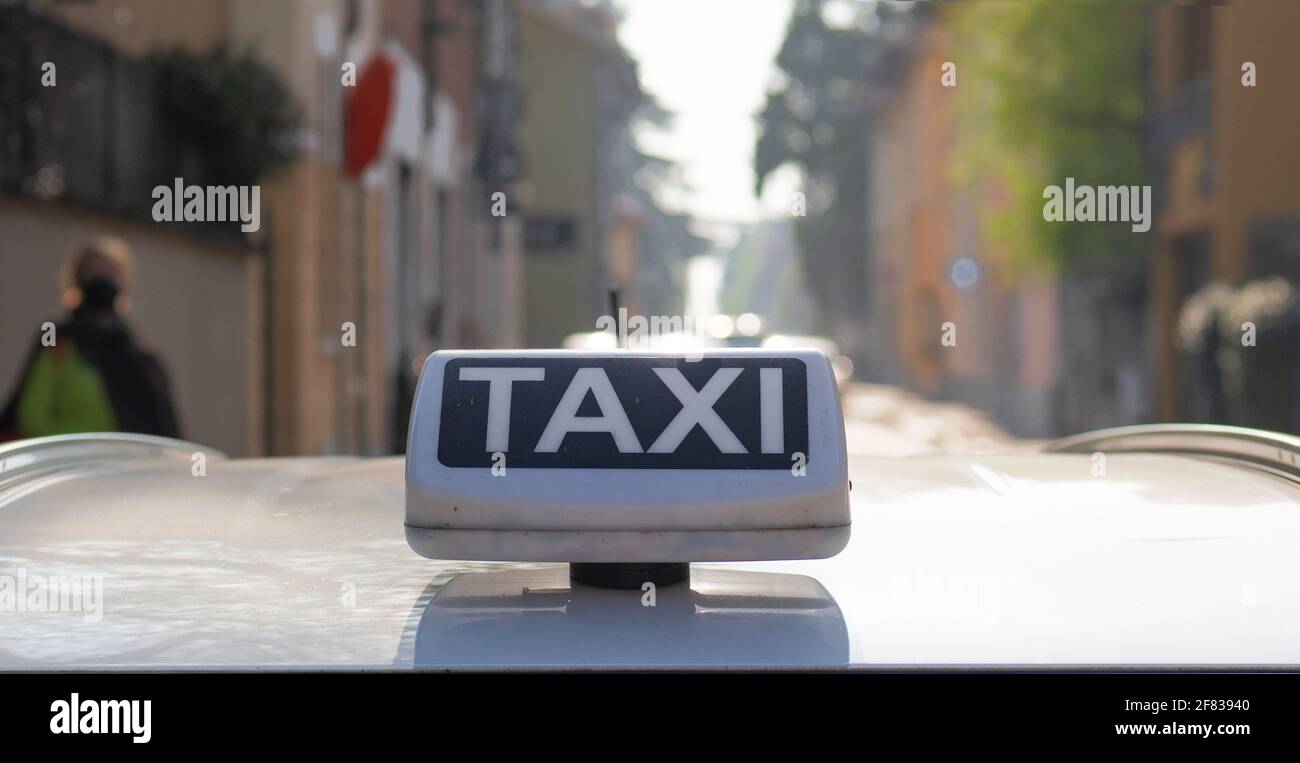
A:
[{"left": 60, "top": 236, "right": 135, "bottom": 310}]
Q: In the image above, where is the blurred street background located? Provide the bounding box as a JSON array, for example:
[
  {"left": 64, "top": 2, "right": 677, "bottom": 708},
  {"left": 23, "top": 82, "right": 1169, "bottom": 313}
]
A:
[{"left": 2, "top": 0, "right": 1298, "bottom": 457}]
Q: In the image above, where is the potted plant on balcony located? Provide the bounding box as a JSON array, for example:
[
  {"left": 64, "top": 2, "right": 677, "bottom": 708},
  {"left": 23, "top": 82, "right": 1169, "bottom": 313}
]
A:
[
  {"left": 149, "top": 46, "right": 301, "bottom": 189},
  {"left": 1217, "top": 277, "right": 1299, "bottom": 434}
]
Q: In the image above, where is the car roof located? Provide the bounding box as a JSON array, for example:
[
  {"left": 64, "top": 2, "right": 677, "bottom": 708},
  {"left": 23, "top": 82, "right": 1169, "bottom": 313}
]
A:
[{"left": 2, "top": 447, "right": 1299, "bottom": 670}]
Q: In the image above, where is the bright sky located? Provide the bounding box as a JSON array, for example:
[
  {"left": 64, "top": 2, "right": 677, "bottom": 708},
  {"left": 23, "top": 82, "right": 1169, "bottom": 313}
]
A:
[{"left": 615, "top": 0, "right": 799, "bottom": 233}]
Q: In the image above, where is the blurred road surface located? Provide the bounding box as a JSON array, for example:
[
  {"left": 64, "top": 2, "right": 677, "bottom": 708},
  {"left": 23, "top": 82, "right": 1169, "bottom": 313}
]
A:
[{"left": 841, "top": 383, "right": 1040, "bottom": 457}]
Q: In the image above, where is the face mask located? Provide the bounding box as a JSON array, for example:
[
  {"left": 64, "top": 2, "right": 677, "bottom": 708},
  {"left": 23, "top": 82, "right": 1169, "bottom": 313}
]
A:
[{"left": 80, "top": 277, "right": 120, "bottom": 311}]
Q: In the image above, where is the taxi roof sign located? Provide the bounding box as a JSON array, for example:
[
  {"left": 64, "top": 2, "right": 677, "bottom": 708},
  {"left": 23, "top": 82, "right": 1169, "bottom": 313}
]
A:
[{"left": 404, "top": 349, "right": 850, "bottom": 566}]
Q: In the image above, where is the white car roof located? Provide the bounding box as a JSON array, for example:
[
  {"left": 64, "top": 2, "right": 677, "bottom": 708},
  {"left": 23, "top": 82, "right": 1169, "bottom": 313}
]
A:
[{"left": 2, "top": 441, "right": 1299, "bottom": 670}]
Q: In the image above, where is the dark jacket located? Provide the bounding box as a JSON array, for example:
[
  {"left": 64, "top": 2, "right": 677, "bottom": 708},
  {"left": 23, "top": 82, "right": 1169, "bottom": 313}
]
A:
[{"left": 0, "top": 308, "right": 181, "bottom": 440}]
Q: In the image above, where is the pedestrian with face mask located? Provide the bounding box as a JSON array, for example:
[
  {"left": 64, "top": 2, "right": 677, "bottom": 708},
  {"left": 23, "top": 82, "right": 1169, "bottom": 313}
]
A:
[{"left": 0, "top": 237, "right": 181, "bottom": 440}]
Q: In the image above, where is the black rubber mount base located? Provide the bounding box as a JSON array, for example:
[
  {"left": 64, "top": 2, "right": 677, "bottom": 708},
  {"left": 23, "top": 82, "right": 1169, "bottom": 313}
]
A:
[{"left": 569, "top": 562, "right": 690, "bottom": 590}]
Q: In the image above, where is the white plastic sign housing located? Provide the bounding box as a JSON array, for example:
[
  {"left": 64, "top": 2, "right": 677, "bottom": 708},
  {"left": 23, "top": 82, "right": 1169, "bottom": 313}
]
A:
[{"left": 404, "top": 349, "right": 850, "bottom": 562}]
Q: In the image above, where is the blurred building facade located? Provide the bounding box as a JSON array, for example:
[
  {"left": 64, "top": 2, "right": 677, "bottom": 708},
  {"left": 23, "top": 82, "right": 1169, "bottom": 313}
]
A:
[
  {"left": 2, "top": 0, "right": 691, "bottom": 456},
  {"left": 515, "top": 2, "right": 608, "bottom": 348},
  {"left": 0, "top": 0, "right": 531, "bottom": 457},
  {"left": 1148, "top": 0, "right": 1300, "bottom": 421},
  {"left": 516, "top": 0, "right": 695, "bottom": 347},
  {"left": 864, "top": 13, "right": 1059, "bottom": 437},
  {"left": 0, "top": 1, "right": 266, "bottom": 457},
  {"left": 861, "top": 1, "right": 1300, "bottom": 438}
]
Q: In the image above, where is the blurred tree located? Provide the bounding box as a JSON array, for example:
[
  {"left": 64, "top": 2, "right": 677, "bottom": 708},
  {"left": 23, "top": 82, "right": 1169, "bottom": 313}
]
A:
[
  {"left": 612, "top": 48, "right": 708, "bottom": 316},
  {"left": 538, "top": 1, "right": 706, "bottom": 318},
  {"left": 754, "top": 0, "right": 881, "bottom": 338},
  {"left": 947, "top": 0, "right": 1148, "bottom": 270}
]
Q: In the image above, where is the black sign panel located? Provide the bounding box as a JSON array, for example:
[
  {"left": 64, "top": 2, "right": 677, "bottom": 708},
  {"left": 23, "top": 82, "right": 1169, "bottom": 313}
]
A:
[{"left": 437, "top": 356, "right": 808, "bottom": 469}]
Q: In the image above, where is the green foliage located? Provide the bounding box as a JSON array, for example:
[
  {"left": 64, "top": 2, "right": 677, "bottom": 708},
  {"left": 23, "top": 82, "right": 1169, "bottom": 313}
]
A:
[
  {"left": 149, "top": 46, "right": 301, "bottom": 187},
  {"left": 947, "top": 0, "right": 1148, "bottom": 271}
]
